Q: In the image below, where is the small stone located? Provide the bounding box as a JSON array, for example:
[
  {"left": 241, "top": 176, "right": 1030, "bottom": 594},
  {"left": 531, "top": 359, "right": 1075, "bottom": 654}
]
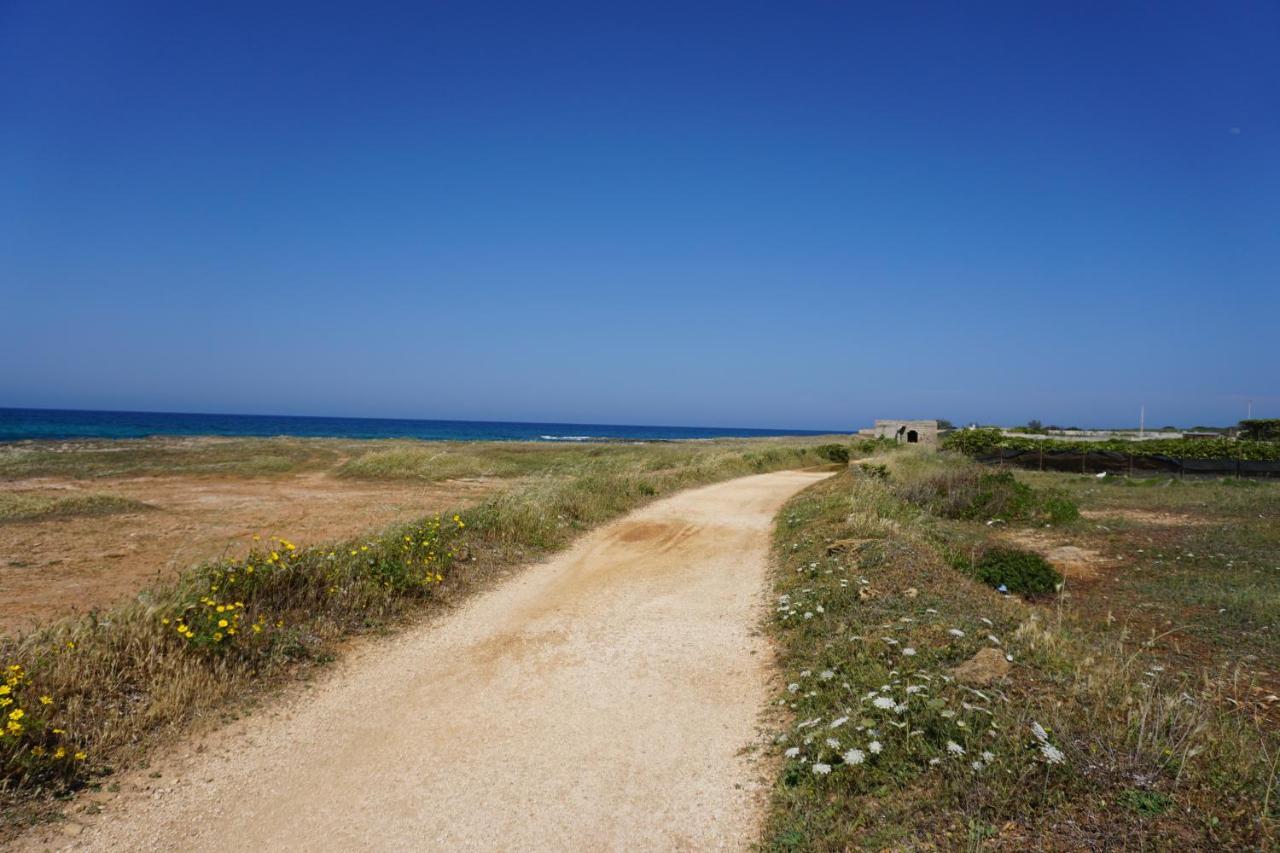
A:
[
  {"left": 949, "top": 647, "right": 1012, "bottom": 685},
  {"left": 61, "top": 822, "right": 85, "bottom": 837},
  {"left": 903, "top": 587, "right": 919, "bottom": 598}
]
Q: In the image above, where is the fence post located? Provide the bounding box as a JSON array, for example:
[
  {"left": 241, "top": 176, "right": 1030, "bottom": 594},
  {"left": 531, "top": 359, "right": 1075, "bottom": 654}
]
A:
[{"left": 1039, "top": 447, "right": 1044, "bottom": 471}]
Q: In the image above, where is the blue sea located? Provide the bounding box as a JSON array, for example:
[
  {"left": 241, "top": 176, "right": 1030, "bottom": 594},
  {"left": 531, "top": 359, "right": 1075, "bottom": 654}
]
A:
[{"left": 0, "top": 408, "right": 838, "bottom": 444}]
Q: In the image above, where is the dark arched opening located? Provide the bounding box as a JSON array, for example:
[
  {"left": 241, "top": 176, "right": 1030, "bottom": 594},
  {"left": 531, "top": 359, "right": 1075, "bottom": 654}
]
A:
[{"left": 906, "top": 430, "right": 919, "bottom": 443}]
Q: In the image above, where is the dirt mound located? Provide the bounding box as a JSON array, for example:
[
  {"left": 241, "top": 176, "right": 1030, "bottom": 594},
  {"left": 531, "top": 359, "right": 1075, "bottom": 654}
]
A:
[{"left": 1001, "top": 530, "right": 1110, "bottom": 580}]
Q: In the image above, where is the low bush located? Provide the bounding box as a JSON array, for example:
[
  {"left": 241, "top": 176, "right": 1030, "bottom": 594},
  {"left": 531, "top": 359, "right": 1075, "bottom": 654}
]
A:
[
  {"left": 969, "top": 546, "right": 1062, "bottom": 595},
  {"left": 895, "top": 468, "right": 1077, "bottom": 526},
  {"left": 813, "top": 444, "right": 850, "bottom": 464}
]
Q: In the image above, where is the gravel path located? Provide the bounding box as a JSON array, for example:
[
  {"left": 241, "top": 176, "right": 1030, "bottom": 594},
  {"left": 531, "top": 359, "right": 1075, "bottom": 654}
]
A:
[{"left": 40, "top": 469, "right": 828, "bottom": 852}]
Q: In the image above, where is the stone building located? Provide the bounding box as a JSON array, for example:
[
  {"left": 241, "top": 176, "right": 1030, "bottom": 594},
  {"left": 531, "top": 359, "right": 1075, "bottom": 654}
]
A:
[{"left": 873, "top": 419, "right": 939, "bottom": 447}]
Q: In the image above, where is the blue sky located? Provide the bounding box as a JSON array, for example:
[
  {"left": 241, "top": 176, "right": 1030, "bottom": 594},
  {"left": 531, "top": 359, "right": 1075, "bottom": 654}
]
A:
[{"left": 2, "top": 1, "right": 1276, "bottom": 430}]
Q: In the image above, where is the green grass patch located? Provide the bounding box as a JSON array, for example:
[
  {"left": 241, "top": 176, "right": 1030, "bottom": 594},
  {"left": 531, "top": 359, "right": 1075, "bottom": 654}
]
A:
[{"left": 0, "top": 493, "right": 152, "bottom": 523}]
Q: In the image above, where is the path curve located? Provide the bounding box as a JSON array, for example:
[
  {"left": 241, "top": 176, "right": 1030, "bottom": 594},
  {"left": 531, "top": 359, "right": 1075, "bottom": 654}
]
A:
[{"left": 47, "top": 469, "right": 829, "bottom": 852}]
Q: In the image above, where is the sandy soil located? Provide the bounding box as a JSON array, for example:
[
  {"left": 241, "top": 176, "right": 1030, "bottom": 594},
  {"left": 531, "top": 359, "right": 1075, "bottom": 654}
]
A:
[
  {"left": 1000, "top": 529, "right": 1112, "bottom": 581},
  {"left": 31, "top": 469, "right": 829, "bottom": 852},
  {"left": 0, "top": 474, "right": 497, "bottom": 633}
]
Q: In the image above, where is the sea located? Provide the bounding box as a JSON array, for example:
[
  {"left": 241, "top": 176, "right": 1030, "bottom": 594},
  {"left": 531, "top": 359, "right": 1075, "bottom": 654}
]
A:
[{"left": 0, "top": 408, "right": 838, "bottom": 444}]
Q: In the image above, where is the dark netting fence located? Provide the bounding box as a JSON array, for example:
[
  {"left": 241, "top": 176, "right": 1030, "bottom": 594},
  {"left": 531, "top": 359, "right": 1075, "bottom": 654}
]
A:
[{"left": 977, "top": 448, "right": 1280, "bottom": 479}]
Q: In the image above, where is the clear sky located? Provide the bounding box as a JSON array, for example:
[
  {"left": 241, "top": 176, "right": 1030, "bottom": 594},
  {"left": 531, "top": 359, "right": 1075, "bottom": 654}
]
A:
[{"left": 2, "top": 1, "right": 1276, "bottom": 430}]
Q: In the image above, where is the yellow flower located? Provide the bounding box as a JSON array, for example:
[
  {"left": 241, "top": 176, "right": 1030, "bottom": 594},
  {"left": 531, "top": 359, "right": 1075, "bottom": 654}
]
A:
[
  {"left": 218, "top": 619, "right": 228, "bottom": 628},
  {"left": 0, "top": 685, "right": 9, "bottom": 696},
  {"left": 9, "top": 708, "right": 24, "bottom": 721},
  {"left": 54, "top": 747, "right": 66, "bottom": 758},
  {"left": 39, "top": 695, "right": 52, "bottom": 705},
  {"left": 74, "top": 751, "right": 87, "bottom": 761}
]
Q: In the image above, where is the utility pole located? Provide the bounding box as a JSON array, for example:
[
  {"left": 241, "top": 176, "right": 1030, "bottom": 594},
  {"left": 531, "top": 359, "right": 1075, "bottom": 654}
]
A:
[
  {"left": 1139, "top": 404, "right": 1144, "bottom": 438},
  {"left": 1248, "top": 400, "right": 1253, "bottom": 419}
]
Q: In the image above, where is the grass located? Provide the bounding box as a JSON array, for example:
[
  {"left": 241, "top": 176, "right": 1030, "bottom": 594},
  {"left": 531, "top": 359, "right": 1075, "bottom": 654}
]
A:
[
  {"left": 0, "top": 436, "right": 841, "bottom": 836},
  {"left": 333, "top": 440, "right": 774, "bottom": 482},
  {"left": 0, "top": 437, "right": 349, "bottom": 480},
  {"left": 764, "top": 449, "right": 1279, "bottom": 849},
  {"left": 0, "top": 493, "right": 152, "bottom": 523}
]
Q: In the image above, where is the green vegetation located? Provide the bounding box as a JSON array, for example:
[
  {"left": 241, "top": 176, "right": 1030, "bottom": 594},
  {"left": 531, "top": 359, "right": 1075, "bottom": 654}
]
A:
[
  {"left": 0, "top": 437, "right": 835, "bottom": 831},
  {"left": 764, "top": 449, "right": 1279, "bottom": 849},
  {"left": 0, "top": 493, "right": 152, "bottom": 523},
  {"left": 812, "top": 444, "right": 851, "bottom": 464},
  {"left": 967, "top": 546, "right": 1062, "bottom": 595},
  {"left": 943, "top": 427, "right": 1280, "bottom": 460},
  {"left": 890, "top": 453, "right": 1079, "bottom": 525},
  {"left": 1240, "top": 419, "right": 1280, "bottom": 442}
]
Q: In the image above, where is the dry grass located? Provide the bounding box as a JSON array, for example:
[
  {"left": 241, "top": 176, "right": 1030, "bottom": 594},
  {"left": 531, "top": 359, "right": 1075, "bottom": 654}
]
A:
[{"left": 0, "top": 437, "right": 840, "bottom": 836}]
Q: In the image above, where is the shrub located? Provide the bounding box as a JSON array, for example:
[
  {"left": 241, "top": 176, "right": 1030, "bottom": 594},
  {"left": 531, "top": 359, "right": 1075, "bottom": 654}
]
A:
[
  {"left": 970, "top": 546, "right": 1061, "bottom": 595},
  {"left": 857, "top": 462, "right": 890, "bottom": 481},
  {"left": 896, "top": 468, "right": 1078, "bottom": 525},
  {"left": 814, "top": 444, "right": 850, "bottom": 464}
]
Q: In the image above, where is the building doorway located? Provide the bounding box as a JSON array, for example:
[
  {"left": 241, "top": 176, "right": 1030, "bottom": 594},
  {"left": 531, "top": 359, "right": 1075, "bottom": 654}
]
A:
[{"left": 906, "top": 430, "right": 918, "bottom": 443}]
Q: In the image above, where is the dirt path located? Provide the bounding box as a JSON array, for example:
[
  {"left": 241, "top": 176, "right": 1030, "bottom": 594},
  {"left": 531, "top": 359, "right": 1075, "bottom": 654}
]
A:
[{"left": 38, "top": 469, "right": 829, "bottom": 852}]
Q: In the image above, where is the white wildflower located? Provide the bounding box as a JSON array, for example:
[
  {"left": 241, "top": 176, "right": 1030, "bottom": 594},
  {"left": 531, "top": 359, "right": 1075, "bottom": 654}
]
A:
[
  {"left": 872, "top": 696, "right": 896, "bottom": 710},
  {"left": 825, "top": 738, "right": 840, "bottom": 748},
  {"left": 946, "top": 740, "right": 965, "bottom": 755},
  {"left": 902, "top": 647, "right": 917, "bottom": 656},
  {"left": 787, "top": 683, "right": 800, "bottom": 694},
  {"left": 981, "top": 751, "right": 994, "bottom": 762},
  {"left": 812, "top": 762, "right": 832, "bottom": 775},
  {"left": 1030, "top": 722, "right": 1049, "bottom": 743},
  {"left": 819, "top": 670, "right": 835, "bottom": 681},
  {"left": 868, "top": 740, "right": 882, "bottom": 754},
  {"left": 829, "top": 716, "right": 848, "bottom": 729},
  {"left": 971, "top": 760, "right": 985, "bottom": 771},
  {"left": 784, "top": 747, "right": 800, "bottom": 758},
  {"left": 948, "top": 628, "right": 965, "bottom": 638},
  {"left": 843, "top": 748, "right": 865, "bottom": 765},
  {"left": 1040, "top": 743, "right": 1065, "bottom": 764}
]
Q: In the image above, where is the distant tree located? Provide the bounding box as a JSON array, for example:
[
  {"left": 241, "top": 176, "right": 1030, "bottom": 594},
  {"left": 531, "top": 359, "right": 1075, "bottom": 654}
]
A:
[
  {"left": 1239, "top": 419, "right": 1280, "bottom": 441},
  {"left": 1026, "top": 419, "right": 1044, "bottom": 433},
  {"left": 936, "top": 418, "right": 956, "bottom": 430}
]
